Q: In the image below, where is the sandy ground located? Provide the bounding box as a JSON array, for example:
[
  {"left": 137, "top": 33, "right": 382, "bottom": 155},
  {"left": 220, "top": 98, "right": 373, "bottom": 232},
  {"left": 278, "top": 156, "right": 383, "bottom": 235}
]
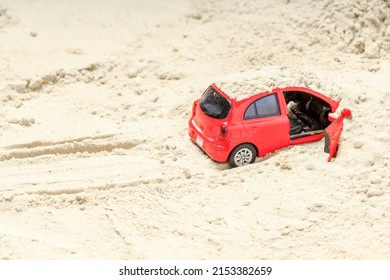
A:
[{"left": 1, "top": 0, "right": 390, "bottom": 259}]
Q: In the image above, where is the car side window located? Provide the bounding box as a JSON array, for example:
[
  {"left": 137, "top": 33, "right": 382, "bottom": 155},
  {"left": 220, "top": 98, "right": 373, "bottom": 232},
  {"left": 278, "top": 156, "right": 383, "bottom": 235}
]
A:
[
  {"left": 244, "top": 103, "right": 257, "bottom": 119},
  {"left": 244, "top": 94, "right": 280, "bottom": 120}
]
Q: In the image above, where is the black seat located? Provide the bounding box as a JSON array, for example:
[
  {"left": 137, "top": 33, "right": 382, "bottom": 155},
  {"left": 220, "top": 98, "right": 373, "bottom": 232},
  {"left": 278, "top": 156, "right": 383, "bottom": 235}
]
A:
[{"left": 289, "top": 117, "right": 303, "bottom": 135}]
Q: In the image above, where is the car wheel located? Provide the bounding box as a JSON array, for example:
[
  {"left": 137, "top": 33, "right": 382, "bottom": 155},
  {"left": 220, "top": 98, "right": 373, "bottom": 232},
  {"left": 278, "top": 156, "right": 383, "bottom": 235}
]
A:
[{"left": 229, "top": 144, "right": 256, "bottom": 167}]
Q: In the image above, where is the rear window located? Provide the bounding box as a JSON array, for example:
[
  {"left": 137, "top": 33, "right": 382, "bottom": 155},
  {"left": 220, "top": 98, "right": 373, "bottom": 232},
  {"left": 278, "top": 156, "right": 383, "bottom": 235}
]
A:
[{"left": 200, "top": 87, "right": 231, "bottom": 119}]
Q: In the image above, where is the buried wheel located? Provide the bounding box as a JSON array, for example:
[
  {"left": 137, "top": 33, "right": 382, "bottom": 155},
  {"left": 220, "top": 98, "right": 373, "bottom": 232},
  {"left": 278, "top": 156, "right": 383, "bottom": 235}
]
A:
[{"left": 228, "top": 144, "right": 257, "bottom": 167}]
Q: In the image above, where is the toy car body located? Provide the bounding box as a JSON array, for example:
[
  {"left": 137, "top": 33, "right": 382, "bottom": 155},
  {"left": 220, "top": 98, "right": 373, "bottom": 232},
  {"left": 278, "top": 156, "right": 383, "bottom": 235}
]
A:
[{"left": 188, "top": 83, "right": 351, "bottom": 167}]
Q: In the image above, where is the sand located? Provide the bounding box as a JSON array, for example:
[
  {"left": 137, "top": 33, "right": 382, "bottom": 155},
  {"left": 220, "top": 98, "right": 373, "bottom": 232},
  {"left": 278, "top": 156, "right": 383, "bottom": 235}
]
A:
[{"left": 0, "top": 0, "right": 389, "bottom": 259}]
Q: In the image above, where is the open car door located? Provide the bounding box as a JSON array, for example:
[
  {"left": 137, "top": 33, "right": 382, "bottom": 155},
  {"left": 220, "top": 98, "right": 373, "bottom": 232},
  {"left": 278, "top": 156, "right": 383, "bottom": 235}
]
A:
[{"left": 324, "top": 108, "right": 352, "bottom": 161}]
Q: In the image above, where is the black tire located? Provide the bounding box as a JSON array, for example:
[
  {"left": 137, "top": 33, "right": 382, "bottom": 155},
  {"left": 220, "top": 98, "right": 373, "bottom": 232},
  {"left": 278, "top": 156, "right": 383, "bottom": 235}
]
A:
[{"left": 228, "top": 144, "right": 257, "bottom": 168}]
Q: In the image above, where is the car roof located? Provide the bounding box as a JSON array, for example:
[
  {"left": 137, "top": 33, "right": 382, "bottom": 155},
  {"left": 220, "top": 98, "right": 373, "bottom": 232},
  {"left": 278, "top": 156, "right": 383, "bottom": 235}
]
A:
[{"left": 211, "top": 84, "right": 339, "bottom": 112}]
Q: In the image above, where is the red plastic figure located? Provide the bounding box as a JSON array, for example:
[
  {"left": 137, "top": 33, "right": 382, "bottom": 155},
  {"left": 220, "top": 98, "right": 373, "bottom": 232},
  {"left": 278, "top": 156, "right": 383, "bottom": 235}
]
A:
[{"left": 189, "top": 84, "right": 351, "bottom": 167}]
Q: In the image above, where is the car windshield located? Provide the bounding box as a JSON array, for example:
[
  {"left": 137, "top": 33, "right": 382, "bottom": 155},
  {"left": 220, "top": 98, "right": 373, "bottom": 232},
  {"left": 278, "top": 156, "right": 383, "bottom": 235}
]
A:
[{"left": 200, "top": 87, "right": 231, "bottom": 119}]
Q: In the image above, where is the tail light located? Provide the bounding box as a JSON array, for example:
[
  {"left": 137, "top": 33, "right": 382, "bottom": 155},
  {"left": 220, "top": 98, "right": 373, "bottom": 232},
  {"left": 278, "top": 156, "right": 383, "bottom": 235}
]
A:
[
  {"left": 219, "top": 123, "right": 228, "bottom": 138},
  {"left": 192, "top": 101, "right": 197, "bottom": 117}
]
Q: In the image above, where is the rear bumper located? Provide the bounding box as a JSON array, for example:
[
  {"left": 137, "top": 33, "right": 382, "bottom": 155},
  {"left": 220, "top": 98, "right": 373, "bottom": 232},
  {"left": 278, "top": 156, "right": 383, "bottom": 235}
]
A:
[{"left": 188, "top": 118, "right": 230, "bottom": 163}]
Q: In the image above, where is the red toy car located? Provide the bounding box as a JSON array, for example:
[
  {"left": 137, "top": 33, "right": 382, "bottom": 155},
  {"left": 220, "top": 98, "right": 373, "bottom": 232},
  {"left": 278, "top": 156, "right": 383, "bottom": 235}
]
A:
[{"left": 189, "top": 84, "right": 351, "bottom": 167}]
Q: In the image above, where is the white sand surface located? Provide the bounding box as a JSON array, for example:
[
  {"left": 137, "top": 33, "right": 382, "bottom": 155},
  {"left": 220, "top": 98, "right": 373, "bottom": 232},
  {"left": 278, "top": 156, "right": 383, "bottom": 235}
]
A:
[{"left": 1, "top": 0, "right": 389, "bottom": 259}]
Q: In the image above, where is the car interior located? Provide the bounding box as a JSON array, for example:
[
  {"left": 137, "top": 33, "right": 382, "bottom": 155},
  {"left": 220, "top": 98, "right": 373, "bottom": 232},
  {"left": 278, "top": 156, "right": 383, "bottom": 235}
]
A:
[{"left": 283, "top": 91, "right": 332, "bottom": 139}]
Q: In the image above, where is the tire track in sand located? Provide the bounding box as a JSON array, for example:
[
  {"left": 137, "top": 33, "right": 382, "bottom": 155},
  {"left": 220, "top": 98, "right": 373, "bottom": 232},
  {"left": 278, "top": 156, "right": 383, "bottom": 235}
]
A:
[{"left": 0, "top": 134, "right": 141, "bottom": 161}]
